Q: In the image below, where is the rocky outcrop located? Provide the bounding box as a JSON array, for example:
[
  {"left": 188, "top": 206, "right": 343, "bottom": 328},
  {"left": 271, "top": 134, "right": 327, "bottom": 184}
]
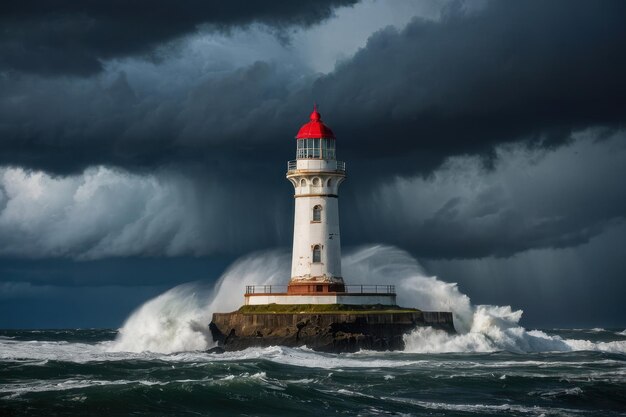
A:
[{"left": 209, "top": 310, "right": 454, "bottom": 353}]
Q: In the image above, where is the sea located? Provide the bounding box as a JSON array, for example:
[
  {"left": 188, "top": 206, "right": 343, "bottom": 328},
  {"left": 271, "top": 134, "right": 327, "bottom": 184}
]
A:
[
  {"left": 1, "top": 328, "right": 625, "bottom": 416},
  {"left": 1, "top": 246, "right": 625, "bottom": 416}
]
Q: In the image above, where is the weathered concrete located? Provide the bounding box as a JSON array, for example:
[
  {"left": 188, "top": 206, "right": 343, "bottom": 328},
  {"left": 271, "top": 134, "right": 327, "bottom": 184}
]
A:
[
  {"left": 209, "top": 310, "right": 454, "bottom": 353},
  {"left": 245, "top": 293, "right": 397, "bottom": 306}
]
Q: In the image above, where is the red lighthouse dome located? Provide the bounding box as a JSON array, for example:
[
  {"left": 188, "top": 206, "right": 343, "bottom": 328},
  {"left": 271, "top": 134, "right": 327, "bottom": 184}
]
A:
[{"left": 296, "top": 104, "right": 336, "bottom": 139}]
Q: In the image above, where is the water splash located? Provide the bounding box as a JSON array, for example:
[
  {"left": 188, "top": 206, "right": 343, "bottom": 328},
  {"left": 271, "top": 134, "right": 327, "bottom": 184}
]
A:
[
  {"left": 108, "top": 283, "right": 214, "bottom": 353},
  {"left": 109, "top": 250, "right": 289, "bottom": 353},
  {"left": 110, "top": 245, "right": 626, "bottom": 354},
  {"left": 342, "top": 245, "right": 473, "bottom": 332}
]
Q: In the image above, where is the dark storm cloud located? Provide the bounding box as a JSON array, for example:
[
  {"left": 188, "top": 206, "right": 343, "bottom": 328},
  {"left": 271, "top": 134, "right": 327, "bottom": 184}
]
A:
[
  {"left": 1, "top": 0, "right": 626, "bottom": 177},
  {"left": 0, "top": 0, "right": 358, "bottom": 75},
  {"left": 315, "top": 0, "right": 626, "bottom": 166}
]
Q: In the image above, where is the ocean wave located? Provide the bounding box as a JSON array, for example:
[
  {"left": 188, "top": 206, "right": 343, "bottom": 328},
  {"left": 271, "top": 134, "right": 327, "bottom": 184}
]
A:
[
  {"left": 379, "top": 396, "right": 588, "bottom": 415},
  {"left": 403, "top": 305, "right": 626, "bottom": 354},
  {"left": 108, "top": 250, "right": 290, "bottom": 354},
  {"left": 46, "top": 245, "right": 625, "bottom": 357},
  {"left": 0, "top": 378, "right": 164, "bottom": 398},
  {"left": 528, "top": 387, "right": 584, "bottom": 398},
  {"left": 204, "top": 345, "right": 427, "bottom": 369},
  {"left": 0, "top": 371, "right": 286, "bottom": 399}
]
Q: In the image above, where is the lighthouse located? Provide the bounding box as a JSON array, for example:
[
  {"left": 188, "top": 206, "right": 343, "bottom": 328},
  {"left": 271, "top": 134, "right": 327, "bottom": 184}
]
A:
[
  {"left": 210, "top": 106, "right": 455, "bottom": 352},
  {"left": 243, "top": 105, "right": 396, "bottom": 305},
  {"left": 286, "top": 105, "right": 346, "bottom": 293}
]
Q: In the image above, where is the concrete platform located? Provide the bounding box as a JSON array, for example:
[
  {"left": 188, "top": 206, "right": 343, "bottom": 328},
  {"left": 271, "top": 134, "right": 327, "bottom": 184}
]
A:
[{"left": 245, "top": 293, "right": 397, "bottom": 305}]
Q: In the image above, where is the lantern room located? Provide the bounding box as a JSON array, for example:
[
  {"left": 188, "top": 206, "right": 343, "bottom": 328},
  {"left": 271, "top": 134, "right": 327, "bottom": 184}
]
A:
[{"left": 295, "top": 105, "right": 336, "bottom": 160}]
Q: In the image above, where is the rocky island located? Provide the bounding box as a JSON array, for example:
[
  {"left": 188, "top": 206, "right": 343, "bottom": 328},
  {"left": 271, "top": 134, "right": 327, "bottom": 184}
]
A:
[{"left": 209, "top": 304, "right": 454, "bottom": 353}]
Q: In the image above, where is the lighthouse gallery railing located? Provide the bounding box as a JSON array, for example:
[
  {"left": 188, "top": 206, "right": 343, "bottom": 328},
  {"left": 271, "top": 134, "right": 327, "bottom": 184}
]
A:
[
  {"left": 245, "top": 284, "right": 395, "bottom": 295},
  {"left": 287, "top": 160, "right": 345, "bottom": 173}
]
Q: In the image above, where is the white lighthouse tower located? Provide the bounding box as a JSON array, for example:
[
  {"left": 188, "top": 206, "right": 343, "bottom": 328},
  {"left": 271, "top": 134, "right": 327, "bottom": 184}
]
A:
[
  {"left": 286, "top": 105, "right": 346, "bottom": 293},
  {"left": 244, "top": 106, "right": 396, "bottom": 306}
]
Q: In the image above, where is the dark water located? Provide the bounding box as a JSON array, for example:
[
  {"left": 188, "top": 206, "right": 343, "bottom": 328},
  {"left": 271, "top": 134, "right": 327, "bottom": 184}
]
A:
[{"left": 1, "top": 329, "right": 625, "bottom": 416}]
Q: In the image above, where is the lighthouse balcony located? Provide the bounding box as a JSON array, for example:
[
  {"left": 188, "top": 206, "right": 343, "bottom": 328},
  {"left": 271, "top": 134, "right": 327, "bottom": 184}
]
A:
[
  {"left": 246, "top": 284, "right": 395, "bottom": 295},
  {"left": 244, "top": 284, "right": 397, "bottom": 306},
  {"left": 287, "top": 159, "right": 346, "bottom": 174}
]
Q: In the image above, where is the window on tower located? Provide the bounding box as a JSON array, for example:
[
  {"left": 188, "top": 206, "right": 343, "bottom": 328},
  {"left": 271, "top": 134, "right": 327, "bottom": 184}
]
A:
[
  {"left": 312, "top": 245, "right": 321, "bottom": 263},
  {"left": 312, "top": 205, "right": 322, "bottom": 222}
]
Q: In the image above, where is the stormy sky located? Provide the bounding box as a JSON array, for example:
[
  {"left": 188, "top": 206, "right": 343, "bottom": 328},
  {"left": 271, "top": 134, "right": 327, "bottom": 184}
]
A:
[{"left": 1, "top": 0, "right": 625, "bottom": 328}]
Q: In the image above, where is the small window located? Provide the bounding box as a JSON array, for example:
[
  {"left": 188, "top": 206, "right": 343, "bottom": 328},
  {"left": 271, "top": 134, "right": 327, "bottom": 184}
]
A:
[
  {"left": 312, "top": 245, "right": 321, "bottom": 263},
  {"left": 300, "top": 178, "right": 307, "bottom": 187},
  {"left": 326, "top": 178, "right": 332, "bottom": 187},
  {"left": 312, "top": 177, "right": 320, "bottom": 186},
  {"left": 312, "top": 205, "right": 322, "bottom": 222}
]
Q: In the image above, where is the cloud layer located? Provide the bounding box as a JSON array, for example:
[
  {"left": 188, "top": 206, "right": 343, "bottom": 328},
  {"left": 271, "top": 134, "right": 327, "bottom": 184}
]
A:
[
  {"left": 2, "top": 130, "right": 624, "bottom": 260},
  {"left": 349, "top": 130, "right": 626, "bottom": 258},
  {"left": 0, "top": 0, "right": 357, "bottom": 75},
  {"left": 0, "top": 166, "right": 290, "bottom": 259},
  {"left": 1, "top": 0, "right": 625, "bottom": 176}
]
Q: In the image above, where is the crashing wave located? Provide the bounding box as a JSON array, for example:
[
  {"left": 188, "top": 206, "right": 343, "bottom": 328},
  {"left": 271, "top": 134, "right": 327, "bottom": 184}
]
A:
[{"left": 109, "top": 245, "right": 626, "bottom": 355}]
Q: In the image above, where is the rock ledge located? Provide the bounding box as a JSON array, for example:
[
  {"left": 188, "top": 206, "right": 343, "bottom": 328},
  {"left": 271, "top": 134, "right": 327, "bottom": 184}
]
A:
[{"left": 209, "top": 307, "right": 454, "bottom": 353}]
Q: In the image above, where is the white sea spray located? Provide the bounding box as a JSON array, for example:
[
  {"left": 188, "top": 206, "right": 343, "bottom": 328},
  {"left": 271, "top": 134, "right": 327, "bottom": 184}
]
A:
[
  {"left": 106, "top": 244, "right": 626, "bottom": 354},
  {"left": 108, "top": 250, "right": 289, "bottom": 353}
]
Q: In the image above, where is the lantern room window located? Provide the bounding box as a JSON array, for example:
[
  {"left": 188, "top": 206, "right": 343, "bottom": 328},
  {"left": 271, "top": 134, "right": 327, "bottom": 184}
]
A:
[
  {"left": 312, "top": 245, "right": 321, "bottom": 263},
  {"left": 297, "top": 138, "right": 336, "bottom": 159}
]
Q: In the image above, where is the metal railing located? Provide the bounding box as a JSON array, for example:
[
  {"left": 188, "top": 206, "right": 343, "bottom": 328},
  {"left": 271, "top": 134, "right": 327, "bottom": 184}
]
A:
[
  {"left": 345, "top": 285, "right": 395, "bottom": 294},
  {"left": 245, "top": 284, "right": 395, "bottom": 295},
  {"left": 286, "top": 160, "right": 346, "bottom": 173},
  {"left": 246, "top": 285, "right": 288, "bottom": 294}
]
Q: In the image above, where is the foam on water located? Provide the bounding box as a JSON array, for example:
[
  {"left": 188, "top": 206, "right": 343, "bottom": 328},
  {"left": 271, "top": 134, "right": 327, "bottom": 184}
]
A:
[
  {"left": 206, "top": 345, "right": 425, "bottom": 369},
  {"left": 104, "top": 245, "right": 626, "bottom": 355}
]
